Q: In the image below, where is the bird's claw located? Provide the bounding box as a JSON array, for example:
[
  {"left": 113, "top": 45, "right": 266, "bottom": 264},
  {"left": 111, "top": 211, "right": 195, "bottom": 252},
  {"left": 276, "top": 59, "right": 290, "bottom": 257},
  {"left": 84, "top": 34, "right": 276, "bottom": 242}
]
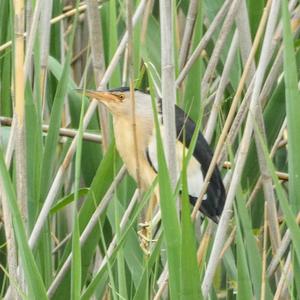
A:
[
  {"left": 138, "top": 222, "right": 150, "bottom": 229},
  {"left": 137, "top": 222, "right": 156, "bottom": 255}
]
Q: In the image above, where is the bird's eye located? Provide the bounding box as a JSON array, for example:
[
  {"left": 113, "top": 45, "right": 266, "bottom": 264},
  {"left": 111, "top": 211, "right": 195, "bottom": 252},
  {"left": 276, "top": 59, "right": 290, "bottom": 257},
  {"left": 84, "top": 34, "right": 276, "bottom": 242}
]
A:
[{"left": 119, "top": 94, "right": 125, "bottom": 101}]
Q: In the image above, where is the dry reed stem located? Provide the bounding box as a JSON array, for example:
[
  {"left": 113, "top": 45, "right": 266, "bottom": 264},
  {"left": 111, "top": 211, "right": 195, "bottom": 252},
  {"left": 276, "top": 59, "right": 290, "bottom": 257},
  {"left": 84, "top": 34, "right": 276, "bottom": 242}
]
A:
[
  {"left": 196, "top": 222, "right": 213, "bottom": 266},
  {"left": 47, "top": 166, "right": 127, "bottom": 297},
  {"left": 268, "top": 212, "right": 300, "bottom": 276},
  {"left": 178, "top": 0, "right": 199, "bottom": 70},
  {"left": 244, "top": 7, "right": 284, "bottom": 252},
  {"left": 154, "top": 265, "right": 168, "bottom": 300},
  {"left": 140, "top": 0, "right": 154, "bottom": 45},
  {"left": 62, "top": 187, "right": 139, "bottom": 299},
  {"left": 71, "top": 46, "right": 89, "bottom": 64},
  {"left": 0, "top": 1, "right": 296, "bottom": 298},
  {"left": 154, "top": 1, "right": 277, "bottom": 290},
  {"left": 253, "top": 107, "right": 282, "bottom": 252},
  {"left": 204, "top": 30, "right": 239, "bottom": 143},
  {"left": 13, "top": 0, "right": 28, "bottom": 295},
  {"left": 0, "top": 116, "right": 102, "bottom": 143},
  {"left": 23, "top": 0, "right": 42, "bottom": 78},
  {"left": 40, "top": 0, "right": 53, "bottom": 69},
  {"left": 218, "top": 79, "right": 254, "bottom": 166},
  {"left": 191, "top": 0, "right": 272, "bottom": 223},
  {"left": 86, "top": 0, "right": 109, "bottom": 152},
  {"left": 154, "top": 223, "right": 214, "bottom": 297},
  {"left": 261, "top": 201, "right": 268, "bottom": 300},
  {"left": 92, "top": 189, "right": 139, "bottom": 285},
  {"left": 121, "top": 47, "right": 128, "bottom": 86},
  {"left": 90, "top": 248, "right": 103, "bottom": 300},
  {"left": 217, "top": 119, "right": 289, "bottom": 267},
  {"left": 214, "top": 2, "right": 294, "bottom": 172},
  {"left": 222, "top": 160, "right": 288, "bottom": 181},
  {"left": 176, "top": 0, "right": 231, "bottom": 86},
  {"left": 273, "top": 252, "right": 292, "bottom": 300},
  {"left": 201, "top": 0, "right": 240, "bottom": 100},
  {"left": 40, "top": 0, "right": 53, "bottom": 111},
  {"left": 218, "top": 48, "right": 284, "bottom": 167},
  {"left": 74, "top": 26, "right": 83, "bottom": 83},
  {"left": 201, "top": 0, "right": 274, "bottom": 295},
  {"left": 52, "top": 233, "right": 72, "bottom": 254},
  {"left": 13, "top": 0, "right": 25, "bottom": 134},
  {"left": 127, "top": 0, "right": 142, "bottom": 191},
  {"left": 159, "top": 0, "right": 178, "bottom": 189},
  {"left": 1, "top": 0, "right": 83, "bottom": 174},
  {"left": 218, "top": 10, "right": 298, "bottom": 167},
  {"left": 27, "top": 0, "right": 147, "bottom": 252},
  {"left": 0, "top": 2, "right": 91, "bottom": 53},
  {"left": 235, "top": 0, "right": 256, "bottom": 85},
  {"left": 27, "top": 101, "right": 90, "bottom": 248},
  {"left": 25, "top": 0, "right": 32, "bottom": 80},
  {"left": 260, "top": 48, "right": 284, "bottom": 107}
]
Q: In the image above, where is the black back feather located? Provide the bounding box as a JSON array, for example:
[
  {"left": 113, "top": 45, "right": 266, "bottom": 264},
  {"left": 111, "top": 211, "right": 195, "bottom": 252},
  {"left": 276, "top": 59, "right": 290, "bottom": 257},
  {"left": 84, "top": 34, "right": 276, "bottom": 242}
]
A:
[
  {"left": 174, "top": 105, "right": 225, "bottom": 222},
  {"left": 108, "top": 87, "right": 140, "bottom": 93}
]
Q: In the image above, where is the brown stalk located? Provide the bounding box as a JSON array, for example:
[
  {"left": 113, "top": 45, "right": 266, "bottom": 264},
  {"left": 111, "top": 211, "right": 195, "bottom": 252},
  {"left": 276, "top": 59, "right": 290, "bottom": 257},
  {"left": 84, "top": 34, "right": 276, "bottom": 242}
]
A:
[
  {"left": 176, "top": 0, "right": 232, "bottom": 86},
  {"left": 261, "top": 201, "right": 268, "bottom": 300},
  {"left": 86, "top": 0, "right": 109, "bottom": 151},
  {"left": 273, "top": 253, "right": 292, "bottom": 300},
  {"left": 218, "top": 42, "right": 285, "bottom": 168},
  {"left": 204, "top": 30, "right": 239, "bottom": 143},
  {"left": 0, "top": 2, "right": 93, "bottom": 54},
  {"left": 178, "top": 0, "right": 199, "bottom": 70},
  {"left": 202, "top": 0, "right": 276, "bottom": 295},
  {"left": 27, "top": 0, "right": 147, "bottom": 254},
  {"left": 222, "top": 160, "right": 289, "bottom": 182},
  {"left": 0, "top": 116, "right": 102, "bottom": 143},
  {"left": 13, "top": 0, "right": 28, "bottom": 294},
  {"left": 159, "top": 0, "right": 178, "bottom": 189},
  {"left": 217, "top": 119, "right": 288, "bottom": 268},
  {"left": 253, "top": 109, "right": 282, "bottom": 252},
  {"left": 40, "top": 0, "right": 53, "bottom": 115},
  {"left": 46, "top": 167, "right": 131, "bottom": 297},
  {"left": 191, "top": 0, "right": 272, "bottom": 221},
  {"left": 227, "top": 29, "right": 282, "bottom": 256},
  {"left": 201, "top": 0, "right": 240, "bottom": 100},
  {"left": 140, "top": 0, "right": 154, "bottom": 45},
  {"left": 127, "top": 0, "right": 141, "bottom": 191},
  {"left": 25, "top": 0, "right": 32, "bottom": 80}
]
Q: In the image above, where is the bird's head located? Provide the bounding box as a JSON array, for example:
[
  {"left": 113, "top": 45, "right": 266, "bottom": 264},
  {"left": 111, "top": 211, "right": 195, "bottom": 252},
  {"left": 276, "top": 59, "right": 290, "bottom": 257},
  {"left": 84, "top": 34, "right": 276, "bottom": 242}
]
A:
[{"left": 77, "top": 87, "right": 153, "bottom": 119}]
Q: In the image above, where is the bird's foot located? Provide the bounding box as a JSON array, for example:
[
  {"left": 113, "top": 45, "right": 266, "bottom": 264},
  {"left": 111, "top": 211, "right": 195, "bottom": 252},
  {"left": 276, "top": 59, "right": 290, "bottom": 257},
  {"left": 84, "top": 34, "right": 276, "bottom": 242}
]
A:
[{"left": 138, "top": 222, "right": 156, "bottom": 255}]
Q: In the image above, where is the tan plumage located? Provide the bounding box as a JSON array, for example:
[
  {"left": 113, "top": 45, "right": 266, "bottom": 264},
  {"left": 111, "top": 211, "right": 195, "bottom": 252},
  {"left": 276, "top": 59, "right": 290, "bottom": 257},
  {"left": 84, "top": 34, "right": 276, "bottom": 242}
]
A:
[
  {"left": 79, "top": 87, "right": 225, "bottom": 223},
  {"left": 113, "top": 113, "right": 156, "bottom": 191}
]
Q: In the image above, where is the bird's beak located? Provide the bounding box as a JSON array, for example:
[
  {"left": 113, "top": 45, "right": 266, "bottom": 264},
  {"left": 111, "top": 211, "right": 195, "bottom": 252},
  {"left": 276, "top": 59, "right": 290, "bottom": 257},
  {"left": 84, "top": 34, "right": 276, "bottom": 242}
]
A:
[{"left": 76, "top": 89, "right": 119, "bottom": 103}]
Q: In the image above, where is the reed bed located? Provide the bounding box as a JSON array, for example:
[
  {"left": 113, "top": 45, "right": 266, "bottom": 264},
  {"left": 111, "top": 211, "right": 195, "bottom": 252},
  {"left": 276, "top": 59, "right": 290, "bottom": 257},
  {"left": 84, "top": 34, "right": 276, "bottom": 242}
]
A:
[{"left": 0, "top": 0, "right": 300, "bottom": 299}]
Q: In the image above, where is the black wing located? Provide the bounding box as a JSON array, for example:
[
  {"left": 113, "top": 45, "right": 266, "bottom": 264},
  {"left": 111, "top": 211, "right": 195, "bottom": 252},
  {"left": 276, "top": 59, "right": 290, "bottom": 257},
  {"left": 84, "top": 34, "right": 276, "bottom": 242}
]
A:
[
  {"left": 174, "top": 106, "right": 225, "bottom": 223},
  {"left": 146, "top": 101, "right": 226, "bottom": 223}
]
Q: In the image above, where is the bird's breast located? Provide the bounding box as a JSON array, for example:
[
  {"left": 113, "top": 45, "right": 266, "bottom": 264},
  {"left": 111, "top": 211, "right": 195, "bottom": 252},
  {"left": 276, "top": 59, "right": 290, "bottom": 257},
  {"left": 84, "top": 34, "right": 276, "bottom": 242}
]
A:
[{"left": 113, "top": 116, "right": 156, "bottom": 191}]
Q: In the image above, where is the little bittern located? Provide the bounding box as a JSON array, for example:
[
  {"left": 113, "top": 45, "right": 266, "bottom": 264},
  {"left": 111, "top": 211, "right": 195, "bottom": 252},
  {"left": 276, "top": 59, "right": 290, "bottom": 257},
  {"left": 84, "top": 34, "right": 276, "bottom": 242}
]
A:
[{"left": 79, "top": 87, "right": 225, "bottom": 223}]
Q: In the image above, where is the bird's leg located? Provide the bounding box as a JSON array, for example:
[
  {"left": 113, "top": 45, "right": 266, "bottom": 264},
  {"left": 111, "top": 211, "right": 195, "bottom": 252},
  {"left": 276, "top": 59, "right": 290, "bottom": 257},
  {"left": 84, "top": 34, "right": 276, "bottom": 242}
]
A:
[
  {"left": 138, "top": 193, "right": 158, "bottom": 254},
  {"left": 145, "top": 192, "right": 158, "bottom": 225},
  {"left": 138, "top": 223, "right": 151, "bottom": 255}
]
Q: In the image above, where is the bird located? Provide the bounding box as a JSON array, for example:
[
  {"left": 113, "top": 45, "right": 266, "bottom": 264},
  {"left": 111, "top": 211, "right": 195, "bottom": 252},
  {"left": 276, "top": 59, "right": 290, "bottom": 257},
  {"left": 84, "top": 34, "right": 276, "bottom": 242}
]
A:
[{"left": 79, "top": 87, "right": 225, "bottom": 223}]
